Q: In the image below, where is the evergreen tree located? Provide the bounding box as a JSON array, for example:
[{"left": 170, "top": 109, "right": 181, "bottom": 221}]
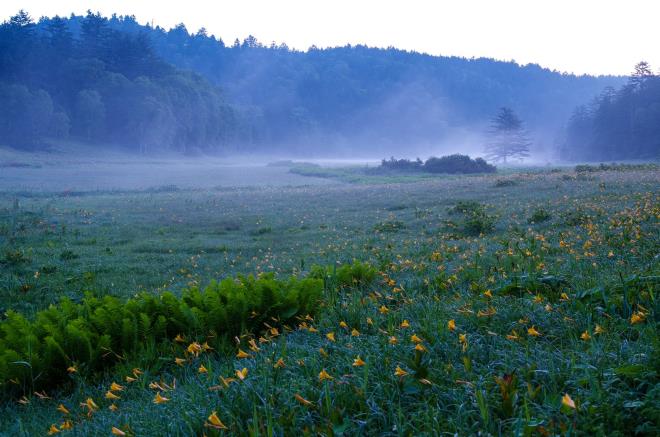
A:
[{"left": 484, "top": 107, "right": 531, "bottom": 163}]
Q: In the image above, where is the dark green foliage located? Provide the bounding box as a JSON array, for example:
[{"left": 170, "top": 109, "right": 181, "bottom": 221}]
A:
[
  {"left": 423, "top": 155, "right": 496, "bottom": 174},
  {"left": 449, "top": 201, "right": 496, "bottom": 235},
  {"left": 528, "top": 208, "right": 551, "bottom": 224},
  {"left": 373, "top": 220, "right": 406, "bottom": 233},
  {"left": 378, "top": 157, "right": 424, "bottom": 172},
  {"left": 309, "top": 261, "right": 377, "bottom": 289},
  {"left": 494, "top": 178, "right": 518, "bottom": 187},
  {"left": 563, "top": 62, "right": 660, "bottom": 161},
  {"left": 374, "top": 155, "right": 496, "bottom": 175},
  {"left": 0, "top": 271, "right": 323, "bottom": 391}
]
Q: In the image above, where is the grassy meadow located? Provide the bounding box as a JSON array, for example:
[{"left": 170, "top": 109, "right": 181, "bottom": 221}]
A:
[{"left": 0, "top": 162, "right": 658, "bottom": 435}]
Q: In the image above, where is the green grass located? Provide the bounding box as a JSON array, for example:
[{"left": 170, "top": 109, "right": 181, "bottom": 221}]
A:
[{"left": 0, "top": 166, "right": 658, "bottom": 435}]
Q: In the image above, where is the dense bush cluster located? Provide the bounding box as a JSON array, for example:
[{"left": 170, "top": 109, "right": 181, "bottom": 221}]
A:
[
  {"left": 377, "top": 155, "right": 496, "bottom": 174},
  {"left": 0, "top": 273, "right": 323, "bottom": 391}
]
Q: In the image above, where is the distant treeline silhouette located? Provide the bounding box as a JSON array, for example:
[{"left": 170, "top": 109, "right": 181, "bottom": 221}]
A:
[
  {"left": 2, "top": 10, "right": 646, "bottom": 160},
  {"left": 562, "top": 62, "right": 660, "bottom": 161}
]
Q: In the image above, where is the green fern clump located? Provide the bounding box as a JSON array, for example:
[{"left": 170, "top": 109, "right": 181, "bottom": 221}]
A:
[
  {"left": 0, "top": 271, "right": 324, "bottom": 393},
  {"left": 310, "top": 261, "right": 377, "bottom": 289}
]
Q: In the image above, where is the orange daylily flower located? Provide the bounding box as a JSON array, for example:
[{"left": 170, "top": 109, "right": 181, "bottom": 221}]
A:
[
  {"left": 447, "top": 319, "right": 456, "bottom": 332},
  {"left": 206, "top": 411, "right": 228, "bottom": 430},
  {"left": 236, "top": 368, "right": 248, "bottom": 380},
  {"left": 394, "top": 366, "right": 409, "bottom": 377},
  {"left": 294, "top": 393, "right": 313, "bottom": 406},
  {"left": 318, "top": 369, "right": 333, "bottom": 381},
  {"left": 153, "top": 392, "right": 170, "bottom": 404},
  {"left": 562, "top": 393, "right": 576, "bottom": 409},
  {"left": 527, "top": 326, "right": 541, "bottom": 337},
  {"left": 352, "top": 356, "right": 366, "bottom": 367}
]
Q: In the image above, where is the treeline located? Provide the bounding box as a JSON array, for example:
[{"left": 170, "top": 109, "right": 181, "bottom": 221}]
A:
[
  {"left": 562, "top": 62, "right": 660, "bottom": 161},
  {"left": 378, "top": 154, "right": 496, "bottom": 174},
  {"left": 0, "top": 11, "right": 629, "bottom": 156},
  {"left": 0, "top": 11, "right": 241, "bottom": 153}
]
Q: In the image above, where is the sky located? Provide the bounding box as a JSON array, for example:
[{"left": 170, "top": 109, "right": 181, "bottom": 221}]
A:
[{"left": 1, "top": 0, "right": 657, "bottom": 76}]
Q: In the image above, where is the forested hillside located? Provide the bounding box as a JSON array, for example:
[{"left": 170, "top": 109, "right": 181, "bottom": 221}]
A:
[
  {"left": 562, "top": 62, "right": 660, "bottom": 161},
  {"left": 0, "top": 10, "right": 628, "bottom": 157}
]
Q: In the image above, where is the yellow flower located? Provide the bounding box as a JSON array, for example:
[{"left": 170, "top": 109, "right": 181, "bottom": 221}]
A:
[
  {"left": 111, "top": 427, "right": 126, "bottom": 436},
  {"left": 153, "top": 392, "right": 170, "bottom": 404},
  {"left": 339, "top": 321, "right": 348, "bottom": 329},
  {"left": 105, "top": 391, "right": 120, "bottom": 400},
  {"left": 580, "top": 330, "right": 591, "bottom": 341},
  {"left": 388, "top": 336, "right": 398, "bottom": 345},
  {"left": 220, "top": 376, "right": 236, "bottom": 387},
  {"left": 415, "top": 343, "right": 427, "bottom": 352},
  {"left": 533, "top": 294, "right": 543, "bottom": 304},
  {"left": 594, "top": 324, "right": 605, "bottom": 335},
  {"left": 352, "top": 356, "right": 366, "bottom": 367},
  {"left": 206, "top": 411, "right": 228, "bottom": 430},
  {"left": 187, "top": 342, "right": 202, "bottom": 356},
  {"left": 202, "top": 342, "right": 213, "bottom": 352},
  {"left": 236, "top": 348, "right": 250, "bottom": 359},
  {"left": 394, "top": 366, "right": 409, "bottom": 377},
  {"left": 447, "top": 319, "right": 456, "bottom": 332},
  {"left": 562, "top": 393, "right": 576, "bottom": 409},
  {"left": 506, "top": 330, "right": 520, "bottom": 341},
  {"left": 351, "top": 328, "right": 360, "bottom": 337},
  {"left": 326, "top": 332, "right": 336, "bottom": 342},
  {"left": 545, "top": 304, "right": 553, "bottom": 312},
  {"left": 294, "top": 393, "right": 313, "bottom": 406},
  {"left": 630, "top": 312, "right": 645, "bottom": 324},
  {"left": 527, "top": 326, "right": 541, "bottom": 337},
  {"left": 400, "top": 320, "right": 410, "bottom": 328},
  {"left": 236, "top": 368, "right": 248, "bottom": 380},
  {"left": 109, "top": 404, "right": 118, "bottom": 411},
  {"left": 560, "top": 292, "right": 570, "bottom": 301},
  {"left": 174, "top": 334, "right": 185, "bottom": 343},
  {"left": 175, "top": 357, "right": 186, "bottom": 366},
  {"left": 110, "top": 382, "right": 124, "bottom": 392},
  {"left": 66, "top": 366, "right": 77, "bottom": 374},
  {"left": 379, "top": 305, "right": 389, "bottom": 314},
  {"left": 318, "top": 369, "right": 333, "bottom": 381},
  {"left": 319, "top": 347, "right": 328, "bottom": 357},
  {"left": 459, "top": 333, "right": 467, "bottom": 344},
  {"left": 132, "top": 368, "right": 143, "bottom": 376},
  {"left": 125, "top": 376, "right": 136, "bottom": 383},
  {"left": 248, "top": 339, "right": 260, "bottom": 352},
  {"left": 60, "top": 421, "right": 73, "bottom": 430},
  {"left": 269, "top": 327, "right": 280, "bottom": 337},
  {"left": 81, "top": 398, "right": 99, "bottom": 411},
  {"left": 366, "top": 317, "right": 374, "bottom": 325},
  {"left": 47, "top": 424, "right": 60, "bottom": 435},
  {"left": 56, "top": 404, "right": 70, "bottom": 415},
  {"left": 274, "top": 358, "right": 286, "bottom": 369},
  {"left": 410, "top": 334, "right": 423, "bottom": 344},
  {"left": 484, "top": 290, "right": 493, "bottom": 298}
]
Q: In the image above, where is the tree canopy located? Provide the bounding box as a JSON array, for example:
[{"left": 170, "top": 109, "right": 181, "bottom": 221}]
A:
[
  {"left": 562, "top": 62, "right": 660, "bottom": 161},
  {"left": 0, "top": 10, "right": 627, "bottom": 156}
]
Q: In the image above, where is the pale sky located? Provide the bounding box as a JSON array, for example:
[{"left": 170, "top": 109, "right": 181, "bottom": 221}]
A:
[{"left": 1, "top": 0, "right": 657, "bottom": 76}]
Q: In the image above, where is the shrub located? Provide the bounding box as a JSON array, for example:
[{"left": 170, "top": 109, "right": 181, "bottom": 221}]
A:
[
  {"left": 528, "top": 208, "right": 551, "bottom": 224},
  {"left": 0, "top": 271, "right": 324, "bottom": 392},
  {"left": 309, "top": 261, "right": 377, "bottom": 289},
  {"left": 373, "top": 220, "right": 406, "bottom": 233},
  {"left": 379, "top": 157, "right": 424, "bottom": 172},
  {"left": 449, "top": 201, "right": 496, "bottom": 236},
  {"left": 494, "top": 179, "right": 518, "bottom": 187},
  {"left": 423, "top": 155, "right": 496, "bottom": 174}
]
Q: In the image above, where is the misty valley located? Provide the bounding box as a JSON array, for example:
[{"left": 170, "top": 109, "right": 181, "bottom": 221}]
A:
[{"left": 0, "top": 6, "right": 659, "bottom": 437}]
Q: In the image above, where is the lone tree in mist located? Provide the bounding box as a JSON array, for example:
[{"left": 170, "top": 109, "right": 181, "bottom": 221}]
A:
[{"left": 484, "top": 107, "right": 531, "bottom": 163}]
